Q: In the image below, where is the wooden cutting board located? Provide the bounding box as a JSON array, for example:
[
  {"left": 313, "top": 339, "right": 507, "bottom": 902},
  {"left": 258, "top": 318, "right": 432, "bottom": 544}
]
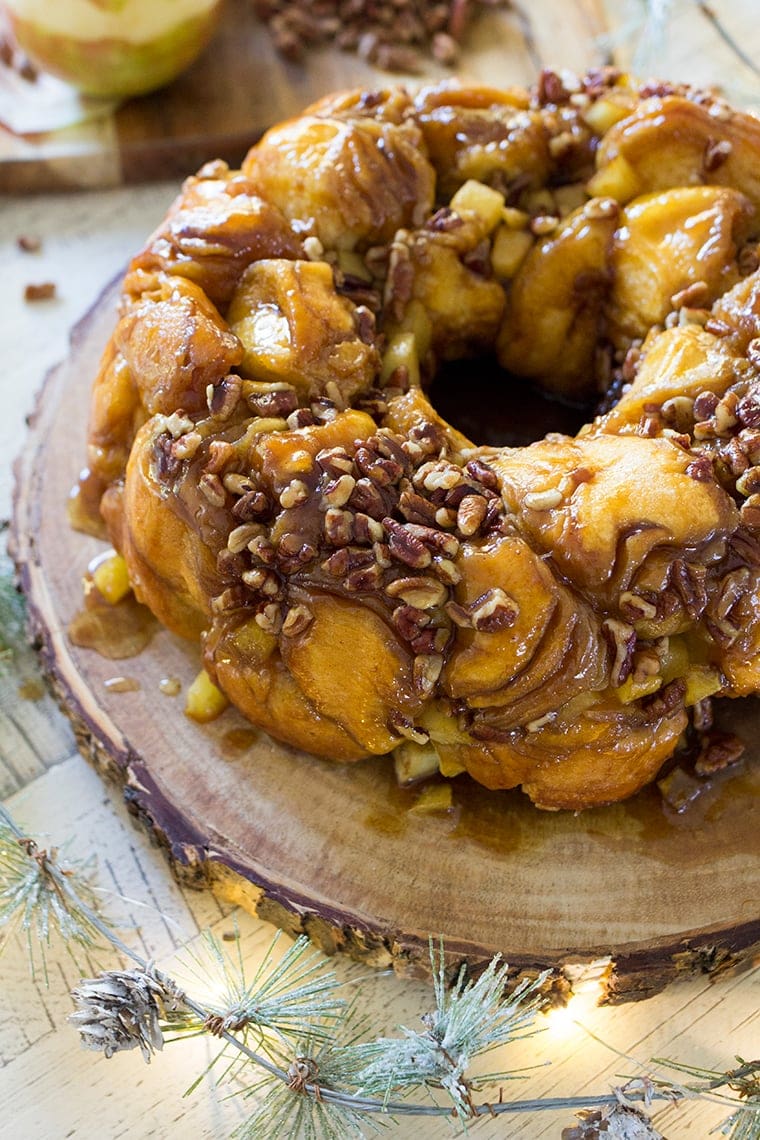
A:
[
  {"left": 11, "top": 280, "right": 760, "bottom": 1002},
  {"left": 2, "top": 0, "right": 760, "bottom": 193},
  {"left": 0, "top": 0, "right": 577, "bottom": 192}
]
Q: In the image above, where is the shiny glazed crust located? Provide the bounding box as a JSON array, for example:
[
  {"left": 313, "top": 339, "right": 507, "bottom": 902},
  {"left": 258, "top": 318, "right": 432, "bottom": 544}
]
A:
[{"left": 78, "top": 69, "right": 760, "bottom": 810}]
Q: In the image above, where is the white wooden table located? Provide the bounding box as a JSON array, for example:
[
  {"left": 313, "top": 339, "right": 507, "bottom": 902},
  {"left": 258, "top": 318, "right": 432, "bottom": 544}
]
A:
[{"left": 1, "top": 46, "right": 760, "bottom": 1140}]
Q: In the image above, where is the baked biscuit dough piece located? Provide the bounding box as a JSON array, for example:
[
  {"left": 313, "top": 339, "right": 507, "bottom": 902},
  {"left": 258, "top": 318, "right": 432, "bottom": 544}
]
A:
[
  {"left": 227, "top": 259, "right": 379, "bottom": 403},
  {"left": 243, "top": 109, "right": 435, "bottom": 251},
  {"left": 606, "top": 186, "right": 753, "bottom": 344},
  {"left": 592, "top": 94, "right": 760, "bottom": 211},
  {"left": 85, "top": 274, "right": 243, "bottom": 495},
  {"left": 127, "top": 169, "right": 303, "bottom": 309},
  {"left": 497, "top": 201, "right": 618, "bottom": 398}
]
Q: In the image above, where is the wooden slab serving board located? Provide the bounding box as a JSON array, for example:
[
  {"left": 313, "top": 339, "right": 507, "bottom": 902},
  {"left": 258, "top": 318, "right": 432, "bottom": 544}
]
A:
[
  {"left": 11, "top": 280, "right": 760, "bottom": 1001},
  {"left": 3, "top": 0, "right": 760, "bottom": 193}
]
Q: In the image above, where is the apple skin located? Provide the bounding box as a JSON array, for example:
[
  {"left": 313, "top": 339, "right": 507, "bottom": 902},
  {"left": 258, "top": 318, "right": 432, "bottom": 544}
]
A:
[{"left": 7, "top": 4, "right": 222, "bottom": 98}]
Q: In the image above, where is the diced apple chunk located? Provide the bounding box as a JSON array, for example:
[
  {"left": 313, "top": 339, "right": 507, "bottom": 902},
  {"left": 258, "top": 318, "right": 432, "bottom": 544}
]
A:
[
  {"left": 409, "top": 783, "right": 453, "bottom": 815},
  {"left": 615, "top": 673, "right": 662, "bottom": 705},
  {"left": 684, "top": 666, "right": 722, "bottom": 706},
  {"left": 587, "top": 155, "right": 641, "bottom": 204},
  {"left": 394, "top": 740, "right": 440, "bottom": 786},
  {"left": 583, "top": 97, "right": 632, "bottom": 135},
  {"left": 93, "top": 552, "right": 131, "bottom": 605},
  {"left": 185, "top": 669, "right": 229, "bottom": 723},
  {"left": 491, "top": 225, "right": 533, "bottom": 279},
  {"left": 450, "top": 179, "right": 506, "bottom": 233},
  {"left": 381, "top": 332, "right": 420, "bottom": 387}
]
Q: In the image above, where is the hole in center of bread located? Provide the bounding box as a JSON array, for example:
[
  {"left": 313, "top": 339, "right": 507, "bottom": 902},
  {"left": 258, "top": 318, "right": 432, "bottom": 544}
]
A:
[{"left": 428, "top": 355, "right": 593, "bottom": 448}]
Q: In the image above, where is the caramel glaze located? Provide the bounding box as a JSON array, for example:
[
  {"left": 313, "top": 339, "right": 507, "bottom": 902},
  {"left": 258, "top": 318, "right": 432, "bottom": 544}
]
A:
[
  {"left": 220, "top": 727, "right": 260, "bottom": 756},
  {"left": 68, "top": 597, "right": 157, "bottom": 660},
  {"left": 74, "top": 357, "right": 755, "bottom": 821},
  {"left": 103, "top": 676, "right": 141, "bottom": 692},
  {"left": 363, "top": 719, "right": 760, "bottom": 863},
  {"left": 17, "top": 678, "right": 45, "bottom": 701},
  {"left": 68, "top": 467, "right": 109, "bottom": 539},
  {"left": 68, "top": 554, "right": 157, "bottom": 660}
]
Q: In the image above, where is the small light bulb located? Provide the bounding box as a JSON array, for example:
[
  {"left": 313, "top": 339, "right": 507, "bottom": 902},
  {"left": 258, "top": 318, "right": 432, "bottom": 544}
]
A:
[{"left": 546, "top": 1001, "right": 576, "bottom": 1036}]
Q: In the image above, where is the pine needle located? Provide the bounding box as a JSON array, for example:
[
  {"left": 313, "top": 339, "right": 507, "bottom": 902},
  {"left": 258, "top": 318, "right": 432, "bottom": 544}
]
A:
[
  {"left": 0, "top": 567, "right": 27, "bottom": 667},
  {"left": 716, "top": 1104, "right": 760, "bottom": 1140},
  {"left": 348, "top": 939, "right": 547, "bottom": 1120},
  {"left": 180, "top": 928, "right": 346, "bottom": 1048},
  {"left": 655, "top": 1056, "right": 760, "bottom": 1140},
  {"left": 0, "top": 805, "right": 108, "bottom": 981},
  {"left": 234, "top": 1003, "right": 383, "bottom": 1140}
]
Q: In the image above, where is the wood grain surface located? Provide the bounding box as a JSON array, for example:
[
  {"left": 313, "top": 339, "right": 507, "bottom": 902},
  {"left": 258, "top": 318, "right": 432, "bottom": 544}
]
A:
[
  {"left": 12, "top": 278, "right": 760, "bottom": 1002},
  {"left": 3, "top": 0, "right": 760, "bottom": 193},
  {"left": 0, "top": 0, "right": 591, "bottom": 192}
]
